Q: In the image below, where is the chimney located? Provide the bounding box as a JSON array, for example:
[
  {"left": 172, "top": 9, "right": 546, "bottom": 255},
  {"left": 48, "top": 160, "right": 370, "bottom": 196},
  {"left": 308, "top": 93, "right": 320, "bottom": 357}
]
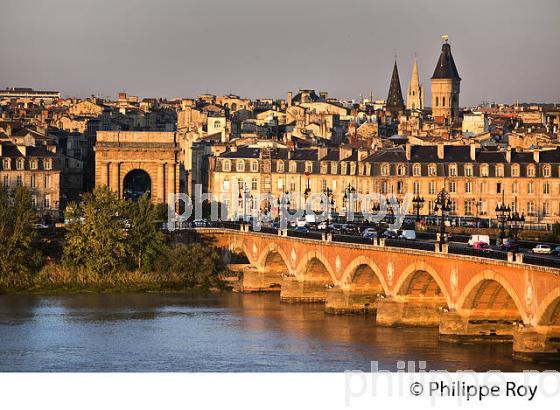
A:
[
  {"left": 319, "top": 91, "right": 328, "bottom": 101},
  {"left": 405, "top": 143, "right": 411, "bottom": 161},
  {"left": 437, "top": 143, "right": 445, "bottom": 160},
  {"left": 287, "top": 92, "right": 293, "bottom": 107},
  {"left": 533, "top": 150, "right": 540, "bottom": 163},
  {"left": 506, "top": 146, "right": 512, "bottom": 163},
  {"left": 470, "top": 143, "right": 477, "bottom": 161},
  {"left": 317, "top": 146, "right": 328, "bottom": 160},
  {"left": 339, "top": 145, "right": 353, "bottom": 160}
]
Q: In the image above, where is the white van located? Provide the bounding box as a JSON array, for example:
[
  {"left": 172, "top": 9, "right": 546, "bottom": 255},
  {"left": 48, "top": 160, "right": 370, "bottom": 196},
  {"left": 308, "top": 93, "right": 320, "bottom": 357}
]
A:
[
  {"left": 468, "top": 234, "right": 490, "bottom": 246},
  {"left": 399, "top": 230, "right": 416, "bottom": 240}
]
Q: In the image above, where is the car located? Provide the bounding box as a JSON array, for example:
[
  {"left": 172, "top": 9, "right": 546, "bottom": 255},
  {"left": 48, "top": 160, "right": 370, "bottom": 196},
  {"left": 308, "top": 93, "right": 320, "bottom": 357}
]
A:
[
  {"left": 294, "top": 226, "right": 309, "bottom": 233},
  {"left": 500, "top": 240, "right": 520, "bottom": 252},
  {"left": 329, "top": 223, "right": 344, "bottom": 234},
  {"left": 342, "top": 223, "right": 360, "bottom": 235},
  {"left": 193, "top": 219, "right": 209, "bottom": 227},
  {"left": 532, "top": 244, "right": 552, "bottom": 254},
  {"left": 399, "top": 229, "right": 416, "bottom": 240},
  {"left": 362, "top": 228, "right": 378, "bottom": 239},
  {"left": 468, "top": 234, "right": 490, "bottom": 247},
  {"left": 472, "top": 241, "right": 491, "bottom": 253},
  {"left": 316, "top": 221, "right": 328, "bottom": 230},
  {"left": 382, "top": 229, "right": 398, "bottom": 239},
  {"left": 553, "top": 246, "right": 560, "bottom": 255}
]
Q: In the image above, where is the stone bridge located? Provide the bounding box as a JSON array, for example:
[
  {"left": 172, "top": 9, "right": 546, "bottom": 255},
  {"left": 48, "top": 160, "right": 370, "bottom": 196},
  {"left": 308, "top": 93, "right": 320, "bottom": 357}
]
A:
[{"left": 193, "top": 228, "right": 560, "bottom": 362}]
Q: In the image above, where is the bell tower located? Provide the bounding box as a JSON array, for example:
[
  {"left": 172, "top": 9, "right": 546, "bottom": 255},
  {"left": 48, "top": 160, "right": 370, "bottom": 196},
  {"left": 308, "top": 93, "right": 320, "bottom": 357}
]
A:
[{"left": 431, "top": 35, "right": 461, "bottom": 124}]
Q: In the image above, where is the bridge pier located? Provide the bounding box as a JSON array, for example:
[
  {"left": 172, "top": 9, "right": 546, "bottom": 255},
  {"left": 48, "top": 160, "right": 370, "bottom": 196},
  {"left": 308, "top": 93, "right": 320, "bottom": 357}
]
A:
[
  {"left": 279, "top": 276, "right": 328, "bottom": 303},
  {"left": 240, "top": 267, "right": 282, "bottom": 293},
  {"left": 376, "top": 298, "right": 446, "bottom": 327},
  {"left": 513, "top": 327, "right": 560, "bottom": 362},
  {"left": 325, "top": 287, "right": 379, "bottom": 314},
  {"left": 439, "top": 311, "right": 517, "bottom": 343}
]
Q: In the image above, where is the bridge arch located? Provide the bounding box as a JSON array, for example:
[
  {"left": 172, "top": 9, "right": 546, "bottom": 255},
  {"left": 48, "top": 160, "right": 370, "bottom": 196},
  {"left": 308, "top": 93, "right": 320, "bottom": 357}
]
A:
[
  {"left": 340, "top": 256, "right": 388, "bottom": 294},
  {"left": 228, "top": 241, "right": 254, "bottom": 265},
  {"left": 394, "top": 261, "right": 451, "bottom": 308},
  {"left": 456, "top": 270, "right": 527, "bottom": 323},
  {"left": 256, "top": 244, "right": 291, "bottom": 273},
  {"left": 295, "top": 250, "right": 336, "bottom": 284},
  {"left": 535, "top": 288, "right": 560, "bottom": 326}
]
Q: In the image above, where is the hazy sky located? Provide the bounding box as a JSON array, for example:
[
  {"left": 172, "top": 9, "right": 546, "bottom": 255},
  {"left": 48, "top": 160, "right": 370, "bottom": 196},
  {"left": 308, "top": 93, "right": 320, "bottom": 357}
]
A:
[{"left": 1, "top": 0, "right": 558, "bottom": 105}]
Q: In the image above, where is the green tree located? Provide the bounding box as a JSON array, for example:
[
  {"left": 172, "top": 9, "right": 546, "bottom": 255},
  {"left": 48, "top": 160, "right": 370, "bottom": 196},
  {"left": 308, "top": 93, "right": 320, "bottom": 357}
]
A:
[
  {"left": 63, "top": 186, "right": 128, "bottom": 275},
  {"left": 156, "top": 243, "right": 224, "bottom": 287},
  {"left": 125, "top": 194, "right": 166, "bottom": 272},
  {"left": 0, "top": 186, "right": 41, "bottom": 278}
]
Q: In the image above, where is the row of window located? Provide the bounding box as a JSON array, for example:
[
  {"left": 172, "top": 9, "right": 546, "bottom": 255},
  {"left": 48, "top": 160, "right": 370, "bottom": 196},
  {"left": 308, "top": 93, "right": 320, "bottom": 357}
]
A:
[
  {"left": 2, "top": 158, "right": 53, "bottom": 171},
  {"left": 220, "top": 159, "right": 554, "bottom": 178},
  {"left": 2, "top": 174, "right": 51, "bottom": 189}
]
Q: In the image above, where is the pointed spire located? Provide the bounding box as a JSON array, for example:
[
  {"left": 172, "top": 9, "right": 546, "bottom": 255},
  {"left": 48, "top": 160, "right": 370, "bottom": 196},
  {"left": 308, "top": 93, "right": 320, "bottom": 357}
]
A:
[
  {"left": 407, "top": 56, "right": 423, "bottom": 110},
  {"left": 432, "top": 38, "right": 461, "bottom": 80},
  {"left": 386, "top": 60, "right": 405, "bottom": 115}
]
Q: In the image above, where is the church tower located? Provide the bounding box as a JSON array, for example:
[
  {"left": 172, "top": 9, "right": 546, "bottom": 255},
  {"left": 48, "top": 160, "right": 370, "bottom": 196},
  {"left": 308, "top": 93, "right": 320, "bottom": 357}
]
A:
[
  {"left": 386, "top": 60, "right": 405, "bottom": 117},
  {"left": 406, "top": 57, "right": 424, "bottom": 110},
  {"left": 431, "top": 36, "right": 461, "bottom": 123}
]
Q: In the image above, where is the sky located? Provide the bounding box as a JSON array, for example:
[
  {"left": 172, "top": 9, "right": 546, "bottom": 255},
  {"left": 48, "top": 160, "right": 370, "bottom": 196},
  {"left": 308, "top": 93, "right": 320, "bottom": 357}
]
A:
[{"left": 0, "top": 0, "right": 559, "bottom": 105}]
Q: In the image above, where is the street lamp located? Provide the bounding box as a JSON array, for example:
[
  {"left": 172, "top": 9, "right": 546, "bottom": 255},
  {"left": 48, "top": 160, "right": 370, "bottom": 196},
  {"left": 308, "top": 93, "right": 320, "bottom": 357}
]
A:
[
  {"left": 434, "top": 188, "right": 452, "bottom": 244},
  {"left": 323, "top": 187, "right": 334, "bottom": 232},
  {"left": 412, "top": 194, "right": 425, "bottom": 222},
  {"left": 507, "top": 197, "right": 525, "bottom": 242},
  {"left": 475, "top": 198, "right": 482, "bottom": 228},
  {"left": 495, "top": 190, "right": 511, "bottom": 243}
]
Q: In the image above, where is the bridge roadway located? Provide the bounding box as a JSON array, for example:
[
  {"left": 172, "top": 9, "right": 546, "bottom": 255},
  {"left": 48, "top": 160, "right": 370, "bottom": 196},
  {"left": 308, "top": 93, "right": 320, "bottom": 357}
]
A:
[{"left": 187, "top": 226, "right": 560, "bottom": 362}]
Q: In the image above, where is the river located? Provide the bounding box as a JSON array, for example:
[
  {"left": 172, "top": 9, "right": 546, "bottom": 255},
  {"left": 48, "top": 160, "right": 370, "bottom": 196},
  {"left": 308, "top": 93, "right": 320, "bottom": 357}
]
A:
[{"left": 0, "top": 293, "right": 558, "bottom": 372}]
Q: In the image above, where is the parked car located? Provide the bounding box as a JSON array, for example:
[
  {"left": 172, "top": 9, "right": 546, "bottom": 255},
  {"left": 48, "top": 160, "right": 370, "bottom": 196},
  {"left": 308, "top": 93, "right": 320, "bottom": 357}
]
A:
[
  {"left": 316, "top": 221, "right": 327, "bottom": 230},
  {"left": 329, "top": 223, "right": 344, "bottom": 234},
  {"left": 193, "top": 219, "right": 209, "bottom": 227},
  {"left": 399, "top": 230, "right": 416, "bottom": 241},
  {"left": 468, "top": 234, "right": 490, "bottom": 247},
  {"left": 532, "top": 244, "right": 552, "bottom": 254},
  {"left": 500, "top": 240, "right": 520, "bottom": 252},
  {"left": 362, "top": 228, "right": 378, "bottom": 239},
  {"left": 342, "top": 223, "right": 360, "bottom": 235},
  {"left": 382, "top": 229, "right": 398, "bottom": 239},
  {"left": 553, "top": 246, "right": 560, "bottom": 255}
]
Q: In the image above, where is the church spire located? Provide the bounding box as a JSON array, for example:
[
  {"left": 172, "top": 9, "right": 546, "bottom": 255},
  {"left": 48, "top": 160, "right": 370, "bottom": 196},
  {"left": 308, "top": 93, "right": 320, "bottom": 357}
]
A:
[
  {"left": 386, "top": 60, "right": 405, "bottom": 115},
  {"left": 407, "top": 56, "right": 424, "bottom": 110}
]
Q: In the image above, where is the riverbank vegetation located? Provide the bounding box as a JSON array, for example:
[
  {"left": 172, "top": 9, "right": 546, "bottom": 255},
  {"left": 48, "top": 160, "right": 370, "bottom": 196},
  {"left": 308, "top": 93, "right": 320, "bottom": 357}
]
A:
[{"left": 0, "top": 187, "right": 228, "bottom": 294}]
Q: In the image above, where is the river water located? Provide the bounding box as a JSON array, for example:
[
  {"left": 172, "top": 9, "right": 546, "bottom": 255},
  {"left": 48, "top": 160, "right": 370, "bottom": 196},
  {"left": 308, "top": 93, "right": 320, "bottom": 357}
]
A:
[{"left": 0, "top": 293, "right": 558, "bottom": 372}]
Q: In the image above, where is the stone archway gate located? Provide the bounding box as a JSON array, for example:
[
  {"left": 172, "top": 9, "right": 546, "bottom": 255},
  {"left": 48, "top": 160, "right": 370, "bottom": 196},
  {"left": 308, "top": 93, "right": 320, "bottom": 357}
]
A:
[{"left": 95, "top": 131, "right": 181, "bottom": 203}]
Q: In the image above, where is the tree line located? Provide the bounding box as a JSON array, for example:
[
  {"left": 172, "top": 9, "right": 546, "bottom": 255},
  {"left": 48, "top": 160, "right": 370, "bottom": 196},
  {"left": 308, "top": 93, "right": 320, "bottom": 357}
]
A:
[{"left": 0, "top": 186, "right": 225, "bottom": 290}]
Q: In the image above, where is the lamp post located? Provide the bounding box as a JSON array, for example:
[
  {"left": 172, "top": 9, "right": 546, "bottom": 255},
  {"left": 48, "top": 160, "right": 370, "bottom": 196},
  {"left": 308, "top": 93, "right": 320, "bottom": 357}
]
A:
[
  {"left": 475, "top": 197, "right": 482, "bottom": 228},
  {"left": 434, "top": 188, "right": 452, "bottom": 244},
  {"left": 323, "top": 187, "right": 334, "bottom": 232},
  {"left": 507, "top": 197, "right": 525, "bottom": 242},
  {"left": 412, "top": 194, "right": 425, "bottom": 222},
  {"left": 495, "top": 190, "right": 511, "bottom": 243}
]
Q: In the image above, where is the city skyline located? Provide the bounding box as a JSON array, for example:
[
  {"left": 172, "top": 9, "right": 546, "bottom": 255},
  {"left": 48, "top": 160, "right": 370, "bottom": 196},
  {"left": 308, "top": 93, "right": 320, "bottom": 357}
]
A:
[{"left": 1, "top": 0, "right": 559, "bottom": 105}]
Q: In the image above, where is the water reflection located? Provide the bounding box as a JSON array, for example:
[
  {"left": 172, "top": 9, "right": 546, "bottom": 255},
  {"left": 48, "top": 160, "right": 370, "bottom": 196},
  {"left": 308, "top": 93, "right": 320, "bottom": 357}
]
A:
[{"left": 0, "top": 292, "right": 558, "bottom": 372}]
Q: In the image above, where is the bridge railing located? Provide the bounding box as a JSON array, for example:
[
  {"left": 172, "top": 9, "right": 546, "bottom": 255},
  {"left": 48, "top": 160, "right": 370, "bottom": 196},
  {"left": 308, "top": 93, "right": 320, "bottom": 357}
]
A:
[
  {"left": 522, "top": 254, "right": 560, "bottom": 269},
  {"left": 447, "top": 244, "right": 509, "bottom": 261},
  {"left": 385, "top": 239, "right": 437, "bottom": 252},
  {"left": 331, "top": 234, "right": 374, "bottom": 245},
  {"left": 287, "top": 230, "right": 323, "bottom": 240}
]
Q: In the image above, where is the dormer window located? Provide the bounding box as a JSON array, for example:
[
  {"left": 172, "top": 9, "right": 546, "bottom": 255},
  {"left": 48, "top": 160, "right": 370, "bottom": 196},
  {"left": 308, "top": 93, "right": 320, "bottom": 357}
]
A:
[
  {"left": 511, "top": 164, "right": 519, "bottom": 177},
  {"left": 464, "top": 164, "right": 473, "bottom": 177},
  {"left": 527, "top": 164, "right": 536, "bottom": 177},
  {"left": 289, "top": 161, "right": 297, "bottom": 173},
  {"left": 44, "top": 159, "right": 52, "bottom": 170},
  {"left": 480, "top": 164, "right": 489, "bottom": 177},
  {"left": 16, "top": 159, "right": 24, "bottom": 170},
  {"left": 448, "top": 164, "right": 457, "bottom": 176},
  {"left": 331, "top": 162, "right": 338, "bottom": 174},
  {"left": 277, "top": 160, "right": 284, "bottom": 173},
  {"left": 3, "top": 159, "right": 10, "bottom": 170},
  {"left": 379, "top": 163, "right": 389, "bottom": 176},
  {"left": 30, "top": 160, "right": 38, "bottom": 170},
  {"left": 413, "top": 163, "right": 421, "bottom": 176},
  {"left": 341, "top": 162, "right": 347, "bottom": 175},
  {"left": 236, "top": 160, "right": 245, "bottom": 172},
  {"left": 428, "top": 164, "right": 437, "bottom": 176},
  {"left": 543, "top": 165, "right": 551, "bottom": 177},
  {"left": 495, "top": 165, "right": 504, "bottom": 177},
  {"left": 305, "top": 161, "right": 313, "bottom": 173},
  {"left": 397, "top": 164, "right": 406, "bottom": 176},
  {"left": 251, "top": 161, "right": 258, "bottom": 172},
  {"left": 349, "top": 162, "right": 356, "bottom": 175},
  {"left": 222, "top": 160, "right": 231, "bottom": 172},
  {"left": 320, "top": 162, "right": 328, "bottom": 174}
]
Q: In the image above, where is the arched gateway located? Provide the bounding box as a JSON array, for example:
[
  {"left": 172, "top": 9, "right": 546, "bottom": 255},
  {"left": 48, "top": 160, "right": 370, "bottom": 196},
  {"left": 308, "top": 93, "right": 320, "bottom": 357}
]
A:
[{"left": 95, "top": 131, "right": 182, "bottom": 203}]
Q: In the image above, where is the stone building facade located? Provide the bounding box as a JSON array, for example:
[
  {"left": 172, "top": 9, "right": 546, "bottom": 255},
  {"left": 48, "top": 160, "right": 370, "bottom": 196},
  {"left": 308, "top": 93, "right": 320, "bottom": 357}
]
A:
[{"left": 209, "top": 143, "right": 560, "bottom": 226}]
